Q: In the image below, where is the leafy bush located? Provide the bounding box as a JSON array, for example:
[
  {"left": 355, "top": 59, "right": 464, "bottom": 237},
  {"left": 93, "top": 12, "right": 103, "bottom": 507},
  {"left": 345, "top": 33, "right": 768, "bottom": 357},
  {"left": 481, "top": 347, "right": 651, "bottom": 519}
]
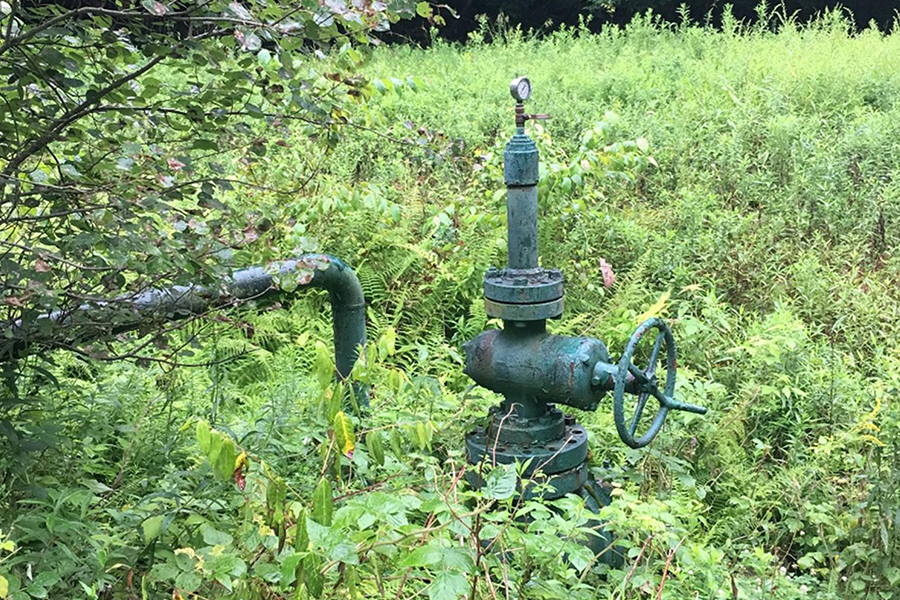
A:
[{"left": 2, "top": 5, "right": 900, "bottom": 600}]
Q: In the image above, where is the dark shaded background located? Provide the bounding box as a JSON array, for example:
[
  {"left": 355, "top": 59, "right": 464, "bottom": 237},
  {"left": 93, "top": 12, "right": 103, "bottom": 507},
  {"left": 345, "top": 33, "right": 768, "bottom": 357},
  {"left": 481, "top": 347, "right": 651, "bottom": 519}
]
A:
[{"left": 393, "top": 1, "right": 894, "bottom": 43}]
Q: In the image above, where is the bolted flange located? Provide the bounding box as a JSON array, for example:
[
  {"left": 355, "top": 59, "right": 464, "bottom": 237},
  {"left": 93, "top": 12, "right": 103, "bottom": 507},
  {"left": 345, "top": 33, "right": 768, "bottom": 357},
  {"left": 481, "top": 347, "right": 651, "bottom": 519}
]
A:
[
  {"left": 465, "top": 421, "right": 589, "bottom": 477},
  {"left": 484, "top": 297, "right": 564, "bottom": 321},
  {"left": 483, "top": 267, "right": 564, "bottom": 305},
  {"left": 464, "top": 459, "right": 588, "bottom": 500}
]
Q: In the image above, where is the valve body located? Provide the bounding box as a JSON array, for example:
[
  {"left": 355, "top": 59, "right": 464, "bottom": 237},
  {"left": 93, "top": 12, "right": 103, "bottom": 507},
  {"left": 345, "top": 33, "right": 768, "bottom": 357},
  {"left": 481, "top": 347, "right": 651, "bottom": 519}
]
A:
[
  {"left": 461, "top": 78, "right": 706, "bottom": 561},
  {"left": 464, "top": 326, "right": 610, "bottom": 412}
]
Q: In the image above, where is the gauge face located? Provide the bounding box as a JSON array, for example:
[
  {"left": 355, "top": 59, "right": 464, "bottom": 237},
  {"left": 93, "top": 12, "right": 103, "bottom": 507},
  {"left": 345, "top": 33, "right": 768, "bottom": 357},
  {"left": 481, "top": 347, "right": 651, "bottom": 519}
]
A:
[{"left": 510, "top": 77, "right": 531, "bottom": 102}]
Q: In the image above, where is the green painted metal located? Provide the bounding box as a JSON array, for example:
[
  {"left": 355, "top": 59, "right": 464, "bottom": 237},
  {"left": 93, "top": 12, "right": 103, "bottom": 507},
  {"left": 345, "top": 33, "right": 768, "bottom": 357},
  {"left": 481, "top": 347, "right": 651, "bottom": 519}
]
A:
[
  {"left": 462, "top": 77, "right": 709, "bottom": 558},
  {"left": 481, "top": 404, "right": 568, "bottom": 444},
  {"left": 463, "top": 326, "right": 611, "bottom": 412},
  {"left": 581, "top": 479, "right": 625, "bottom": 566},
  {"left": 483, "top": 267, "right": 564, "bottom": 304},
  {"left": 504, "top": 133, "right": 540, "bottom": 270},
  {"left": 610, "top": 318, "right": 707, "bottom": 448},
  {"left": 2, "top": 253, "right": 367, "bottom": 404},
  {"left": 483, "top": 297, "right": 564, "bottom": 321},
  {"left": 465, "top": 420, "right": 588, "bottom": 476}
]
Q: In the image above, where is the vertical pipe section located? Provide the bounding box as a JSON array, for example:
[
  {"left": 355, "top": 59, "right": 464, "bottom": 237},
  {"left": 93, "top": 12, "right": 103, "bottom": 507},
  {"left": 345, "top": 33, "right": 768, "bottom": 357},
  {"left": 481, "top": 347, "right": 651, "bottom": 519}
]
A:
[
  {"left": 1, "top": 253, "right": 367, "bottom": 400},
  {"left": 506, "top": 186, "right": 539, "bottom": 270},
  {"left": 503, "top": 129, "right": 541, "bottom": 270},
  {"left": 228, "top": 255, "right": 366, "bottom": 384}
]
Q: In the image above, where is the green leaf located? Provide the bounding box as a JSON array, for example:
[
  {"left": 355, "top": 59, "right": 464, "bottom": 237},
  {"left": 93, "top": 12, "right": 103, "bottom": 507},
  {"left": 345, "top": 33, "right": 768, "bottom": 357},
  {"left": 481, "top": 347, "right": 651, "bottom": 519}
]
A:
[
  {"left": 293, "top": 510, "right": 309, "bottom": 552},
  {"left": 174, "top": 571, "right": 201, "bottom": 593},
  {"left": 201, "top": 524, "right": 233, "bottom": 546},
  {"left": 332, "top": 411, "right": 355, "bottom": 457},
  {"left": 196, "top": 420, "right": 211, "bottom": 454},
  {"left": 400, "top": 543, "right": 474, "bottom": 573},
  {"left": 428, "top": 571, "right": 468, "bottom": 600},
  {"left": 301, "top": 555, "right": 324, "bottom": 598},
  {"left": 400, "top": 544, "right": 444, "bottom": 568},
  {"left": 214, "top": 435, "right": 237, "bottom": 481},
  {"left": 314, "top": 341, "right": 334, "bottom": 388},
  {"left": 59, "top": 164, "right": 81, "bottom": 179},
  {"left": 192, "top": 139, "right": 219, "bottom": 151},
  {"left": 206, "top": 432, "right": 224, "bottom": 472},
  {"left": 31, "top": 573, "right": 58, "bottom": 590},
  {"left": 312, "top": 478, "right": 333, "bottom": 526},
  {"left": 141, "top": 0, "right": 168, "bottom": 16},
  {"left": 411, "top": 421, "right": 432, "bottom": 451},
  {"left": 439, "top": 548, "right": 475, "bottom": 573},
  {"left": 416, "top": 2, "right": 433, "bottom": 18},
  {"left": 483, "top": 464, "right": 517, "bottom": 500},
  {"left": 366, "top": 430, "right": 385, "bottom": 466},
  {"left": 389, "top": 429, "right": 403, "bottom": 460},
  {"left": 0, "top": 575, "right": 8, "bottom": 599},
  {"left": 565, "top": 542, "right": 594, "bottom": 572},
  {"left": 280, "top": 552, "right": 302, "bottom": 586},
  {"left": 142, "top": 515, "right": 165, "bottom": 542}
]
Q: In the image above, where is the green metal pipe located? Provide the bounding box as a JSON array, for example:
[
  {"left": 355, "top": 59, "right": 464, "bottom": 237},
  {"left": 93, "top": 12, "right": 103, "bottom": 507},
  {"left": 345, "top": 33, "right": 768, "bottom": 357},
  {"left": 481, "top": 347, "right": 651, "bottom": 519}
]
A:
[
  {"left": 504, "top": 130, "right": 540, "bottom": 270},
  {"left": 463, "top": 327, "right": 612, "bottom": 412},
  {"left": 1, "top": 253, "right": 366, "bottom": 399}
]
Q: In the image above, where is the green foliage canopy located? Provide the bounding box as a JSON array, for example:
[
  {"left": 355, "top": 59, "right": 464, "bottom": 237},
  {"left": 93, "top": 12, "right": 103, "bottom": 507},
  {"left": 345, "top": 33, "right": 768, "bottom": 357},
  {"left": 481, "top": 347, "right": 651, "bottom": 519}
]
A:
[{"left": 0, "top": 0, "right": 415, "bottom": 373}]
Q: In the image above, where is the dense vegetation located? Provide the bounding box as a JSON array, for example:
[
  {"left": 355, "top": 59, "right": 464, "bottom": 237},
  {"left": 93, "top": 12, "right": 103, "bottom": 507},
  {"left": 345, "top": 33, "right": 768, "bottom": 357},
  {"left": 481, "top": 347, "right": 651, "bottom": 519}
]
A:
[
  {"left": 2, "top": 5, "right": 900, "bottom": 600},
  {"left": 392, "top": 0, "right": 895, "bottom": 42}
]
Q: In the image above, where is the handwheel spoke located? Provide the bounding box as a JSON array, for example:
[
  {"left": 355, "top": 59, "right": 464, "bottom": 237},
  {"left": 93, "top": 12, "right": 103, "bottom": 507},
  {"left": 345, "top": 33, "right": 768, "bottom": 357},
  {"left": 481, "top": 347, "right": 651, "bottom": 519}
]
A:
[
  {"left": 646, "top": 331, "right": 665, "bottom": 378},
  {"left": 628, "top": 363, "right": 649, "bottom": 384},
  {"left": 650, "top": 386, "right": 669, "bottom": 406},
  {"left": 629, "top": 392, "right": 651, "bottom": 436}
]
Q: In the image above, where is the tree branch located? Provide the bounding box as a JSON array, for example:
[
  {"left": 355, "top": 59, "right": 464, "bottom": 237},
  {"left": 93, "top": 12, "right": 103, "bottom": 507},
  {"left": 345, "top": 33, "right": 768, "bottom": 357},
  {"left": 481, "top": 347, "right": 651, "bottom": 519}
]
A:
[
  {"left": 2, "top": 72, "right": 155, "bottom": 176},
  {"left": 0, "top": 6, "right": 143, "bottom": 57},
  {"left": 3, "top": 0, "right": 18, "bottom": 48},
  {"left": 0, "top": 239, "right": 120, "bottom": 272}
]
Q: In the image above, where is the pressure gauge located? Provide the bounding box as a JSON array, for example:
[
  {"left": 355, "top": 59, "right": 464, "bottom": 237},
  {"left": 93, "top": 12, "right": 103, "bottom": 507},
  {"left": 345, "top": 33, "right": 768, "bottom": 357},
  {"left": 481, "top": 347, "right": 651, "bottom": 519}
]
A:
[{"left": 510, "top": 77, "right": 531, "bottom": 102}]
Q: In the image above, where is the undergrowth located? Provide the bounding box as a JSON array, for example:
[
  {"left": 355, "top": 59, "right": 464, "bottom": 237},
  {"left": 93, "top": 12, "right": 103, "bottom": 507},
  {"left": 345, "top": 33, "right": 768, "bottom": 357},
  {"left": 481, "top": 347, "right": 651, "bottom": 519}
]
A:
[{"left": 1, "top": 7, "right": 899, "bottom": 600}]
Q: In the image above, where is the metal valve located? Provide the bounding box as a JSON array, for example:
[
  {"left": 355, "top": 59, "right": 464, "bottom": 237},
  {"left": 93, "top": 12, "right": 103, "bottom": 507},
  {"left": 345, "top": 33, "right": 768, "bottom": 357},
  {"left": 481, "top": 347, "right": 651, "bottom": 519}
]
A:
[
  {"left": 510, "top": 76, "right": 550, "bottom": 128},
  {"left": 593, "top": 318, "right": 708, "bottom": 448},
  {"left": 461, "top": 76, "right": 708, "bottom": 560}
]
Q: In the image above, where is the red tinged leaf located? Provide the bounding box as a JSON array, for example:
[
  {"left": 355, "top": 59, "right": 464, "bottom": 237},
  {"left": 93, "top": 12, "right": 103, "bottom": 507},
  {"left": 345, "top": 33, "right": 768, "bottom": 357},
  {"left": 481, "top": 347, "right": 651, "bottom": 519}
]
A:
[
  {"left": 233, "top": 451, "right": 248, "bottom": 490},
  {"left": 599, "top": 258, "right": 616, "bottom": 289},
  {"left": 142, "top": 0, "right": 168, "bottom": 16}
]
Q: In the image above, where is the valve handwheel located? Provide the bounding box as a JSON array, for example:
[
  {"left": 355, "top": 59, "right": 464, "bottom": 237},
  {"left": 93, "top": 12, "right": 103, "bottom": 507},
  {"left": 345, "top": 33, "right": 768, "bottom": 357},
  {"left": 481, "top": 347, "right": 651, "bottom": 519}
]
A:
[{"left": 613, "top": 318, "right": 708, "bottom": 448}]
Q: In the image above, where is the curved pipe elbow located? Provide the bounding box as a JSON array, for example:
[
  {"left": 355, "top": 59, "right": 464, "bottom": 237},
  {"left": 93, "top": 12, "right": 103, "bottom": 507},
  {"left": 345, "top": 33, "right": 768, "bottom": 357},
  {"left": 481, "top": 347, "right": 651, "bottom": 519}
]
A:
[
  {"left": 2, "top": 253, "right": 367, "bottom": 402},
  {"left": 227, "top": 254, "right": 366, "bottom": 383}
]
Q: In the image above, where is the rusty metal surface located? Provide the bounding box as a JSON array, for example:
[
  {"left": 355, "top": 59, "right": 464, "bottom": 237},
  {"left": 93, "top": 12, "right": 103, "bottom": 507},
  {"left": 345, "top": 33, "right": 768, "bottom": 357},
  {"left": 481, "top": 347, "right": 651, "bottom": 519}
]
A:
[
  {"left": 465, "top": 421, "right": 588, "bottom": 476},
  {"left": 483, "top": 267, "right": 564, "bottom": 304},
  {"left": 462, "top": 79, "right": 707, "bottom": 556}
]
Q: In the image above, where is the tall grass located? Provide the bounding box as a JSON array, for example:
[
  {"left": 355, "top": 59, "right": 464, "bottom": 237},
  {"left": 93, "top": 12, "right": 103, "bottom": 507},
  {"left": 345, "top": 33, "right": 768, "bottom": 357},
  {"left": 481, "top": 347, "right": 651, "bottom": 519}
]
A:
[{"left": 2, "top": 7, "right": 899, "bottom": 599}]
